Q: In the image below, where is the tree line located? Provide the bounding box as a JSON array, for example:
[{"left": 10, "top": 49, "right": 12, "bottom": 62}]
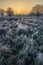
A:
[{"left": 0, "top": 7, "right": 14, "bottom": 16}]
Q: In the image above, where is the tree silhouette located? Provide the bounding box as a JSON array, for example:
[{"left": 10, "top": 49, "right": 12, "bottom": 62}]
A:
[
  {"left": 0, "top": 9, "right": 5, "bottom": 16},
  {"left": 6, "top": 7, "right": 14, "bottom": 16},
  {"left": 37, "top": 6, "right": 39, "bottom": 18}
]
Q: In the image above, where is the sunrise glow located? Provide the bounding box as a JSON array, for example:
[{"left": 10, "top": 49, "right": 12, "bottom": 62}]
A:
[{"left": 0, "top": 0, "right": 43, "bottom": 14}]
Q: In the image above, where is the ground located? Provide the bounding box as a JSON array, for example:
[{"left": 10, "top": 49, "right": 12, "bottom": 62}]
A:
[{"left": 0, "top": 16, "right": 43, "bottom": 65}]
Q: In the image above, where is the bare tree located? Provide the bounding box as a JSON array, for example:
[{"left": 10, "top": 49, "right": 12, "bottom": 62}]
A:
[
  {"left": 36, "top": 5, "right": 39, "bottom": 18},
  {"left": 0, "top": 9, "right": 5, "bottom": 16},
  {"left": 6, "top": 7, "right": 14, "bottom": 16}
]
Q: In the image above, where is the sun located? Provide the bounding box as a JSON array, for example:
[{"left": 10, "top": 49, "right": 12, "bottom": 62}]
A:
[
  {"left": 17, "top": 10, "right": 21, "bottom": 14},
  {"left": 15, "top": 8, "right": 21, "bottom": 14}
]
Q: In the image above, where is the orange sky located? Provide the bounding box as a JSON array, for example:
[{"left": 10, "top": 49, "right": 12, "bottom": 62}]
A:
[{"left": 0, "top": 0, "right": 43, "bottom": 14}]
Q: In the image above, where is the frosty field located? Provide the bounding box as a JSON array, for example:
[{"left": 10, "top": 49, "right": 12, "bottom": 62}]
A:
[{"left": 0, "top": 16, "right": 43, "bottom": 65}]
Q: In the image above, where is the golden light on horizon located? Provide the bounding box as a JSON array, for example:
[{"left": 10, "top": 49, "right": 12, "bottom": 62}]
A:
[
  {"left": 15, "top": 8, "right": 22, "bottom": 14},
  {"left": 14, "top": 8, "right": 31, "bottom": 14},
  {"left": 0, "top": 0, "right": 43, "bottom": 14}
]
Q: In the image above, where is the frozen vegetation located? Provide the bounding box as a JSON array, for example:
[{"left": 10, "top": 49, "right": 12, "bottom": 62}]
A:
[{"left": 0, "top": 16, "right": 43, "bottom": 65}]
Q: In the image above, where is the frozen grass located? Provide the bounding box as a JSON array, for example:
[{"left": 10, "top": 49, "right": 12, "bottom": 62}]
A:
[{"left": 0, "top": 17, "right": 43, "bottom": 65}]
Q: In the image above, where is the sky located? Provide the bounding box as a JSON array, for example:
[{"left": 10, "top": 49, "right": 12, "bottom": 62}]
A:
[{"left": 0, "top": 0, "right": 43, "bottom": 14}]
